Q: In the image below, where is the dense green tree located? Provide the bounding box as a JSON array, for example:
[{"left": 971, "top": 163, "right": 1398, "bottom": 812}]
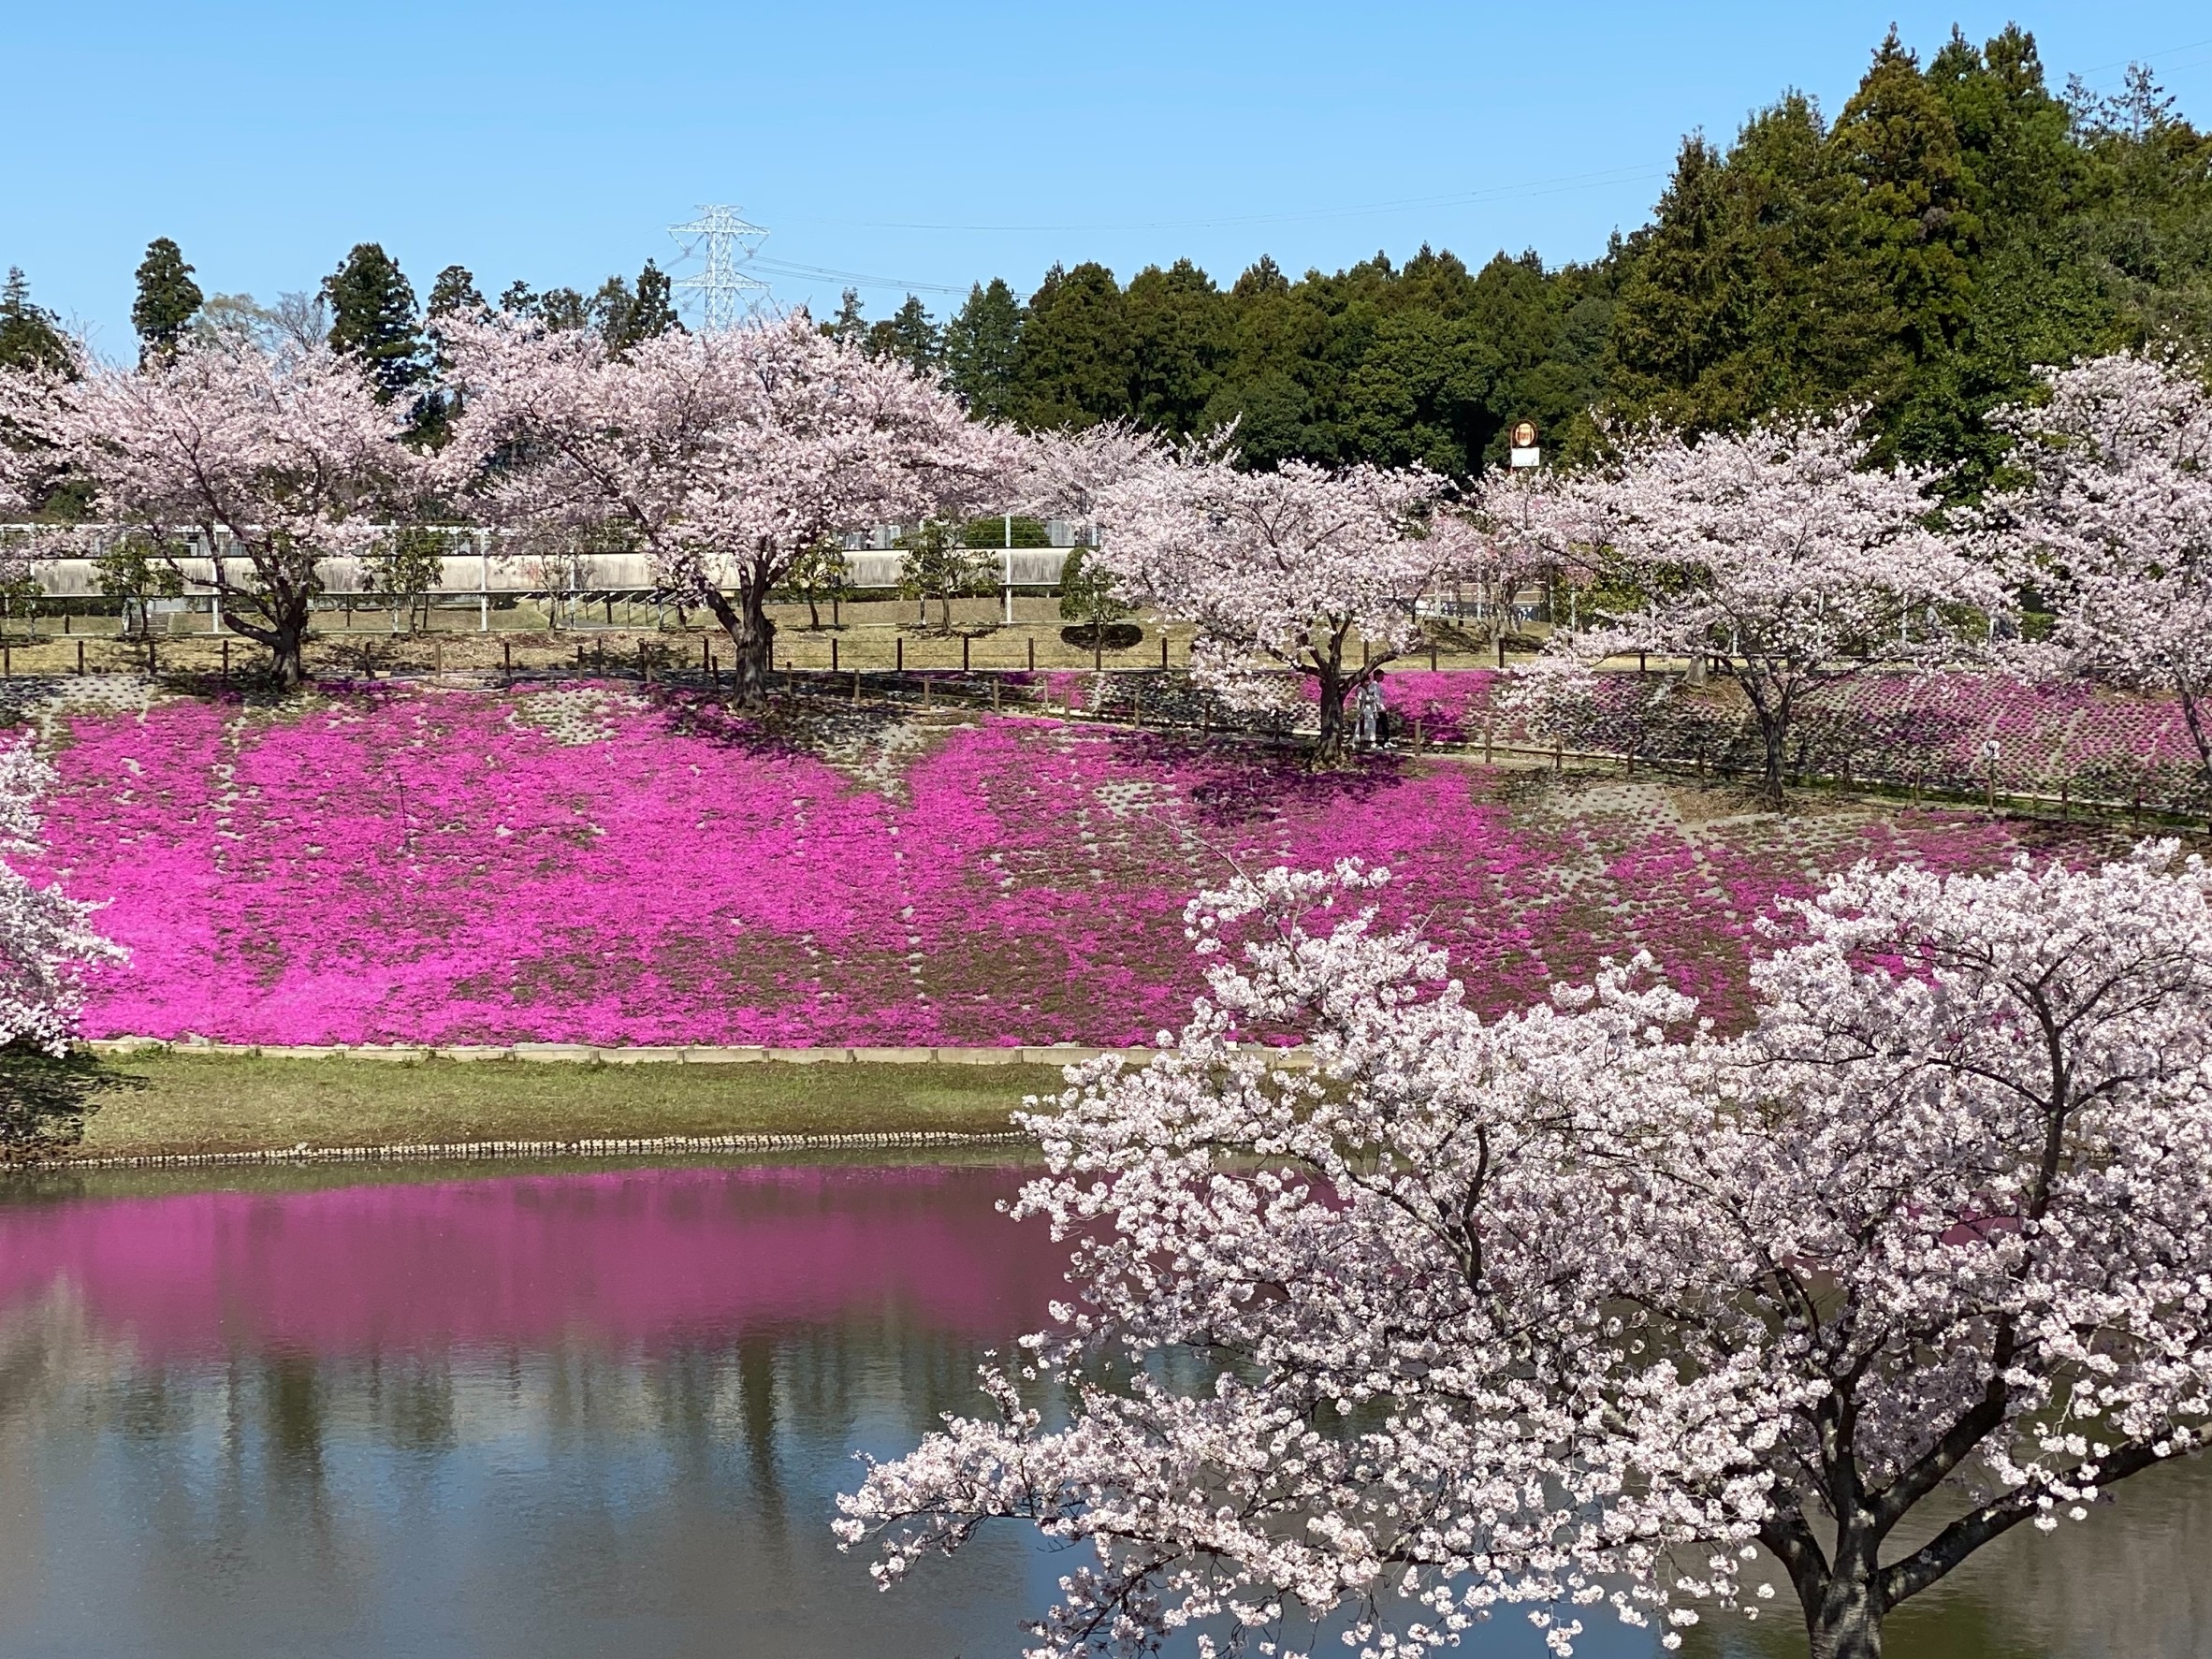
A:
[
  {"left": 941, "top": 279, "right": 1023, "bottom": 419},
  {"left": 1608, "top": 100, "right": 1894, "bottom": 433},
  {"left": 1124, "top": 259, "right": 1230, "bottom": 435},
  {"left": 427, "top": 264, "right": 486, "bottom": 319},
  {"left": 266, "top": 24, "right": 2205, "bottom": 497},
  {"left": 130, "top": 238, "right": 202, "bottom": 361},
  {"left": 323, "top": 243, "right": 424, "bottom": 401},
  {"left": 628, "top": 261, "right": 682, "bottom": 342},
  {"left": 1012, "top": 263, "right": 1133, "bottom": 429},
  {"left": 0, "top": 269, "right": 68, "bottom": 372},
  {"left": 822, "top": 287, "right": 868, "bottom": 346},
  {"left": 1832, "top": 30, "right": 1980, "bottom": 369},
  {"left": 867, "top": 294, "right": 940, "bottom": 374}
]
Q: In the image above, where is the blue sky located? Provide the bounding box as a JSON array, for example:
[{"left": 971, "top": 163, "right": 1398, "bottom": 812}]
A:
[{"left": 7, "top": 2, "right": 2210, "bottom": 356}]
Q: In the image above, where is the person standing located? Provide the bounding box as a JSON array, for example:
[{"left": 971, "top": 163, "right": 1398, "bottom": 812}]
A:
[{"left": 1354, "top": 677, "right": 1384, "bottom": 749}]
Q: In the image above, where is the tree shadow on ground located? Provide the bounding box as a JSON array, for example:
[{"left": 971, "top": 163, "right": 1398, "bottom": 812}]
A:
[
  {"left": 1086, "top": 728, "right": 1413, "bottom": 832},
  {"left": 0, "top": 1044, "right": 144, "bottom": 1165}
]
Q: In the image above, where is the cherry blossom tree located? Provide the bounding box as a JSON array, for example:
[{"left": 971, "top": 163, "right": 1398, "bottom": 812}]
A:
[
  {"left": 1094, "top": 450, "right": 1450, "bottom": 760},
  {"left": 1442, "top": 466, "right": 1591, "bottom": 666},
  {"left": 1558, "top": 413, "right": 1992, "bottom": 804},
  {"left": 839, "top": 847, "right": 2212, "bottom": 1659},
  {"left": 0, "top": 736, "right": 124, "bottom": 1157},
  {"left": 1986, "top": 352, "right": 2212, "bottom": 788},
  {"left": 439, "top": 310, "right": 1015, "bottom": 706},
  {"left": 1021, "top": 419, "right": 1168, "bottom": 525},
  {"left": 0, "top": 338, "right": 424, "bottom": 687}
]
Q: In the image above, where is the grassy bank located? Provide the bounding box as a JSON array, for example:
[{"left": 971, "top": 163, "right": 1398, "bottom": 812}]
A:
[{"left": 68, "top": 1054, "right": 1068, "bottom": 1159}]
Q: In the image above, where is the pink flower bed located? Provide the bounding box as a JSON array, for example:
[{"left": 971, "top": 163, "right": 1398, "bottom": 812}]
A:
[
  {"left": 1813, "top": 673, "right": 2203, "bottom": 785},
  {"left": 25, "top": 687, "right": 2061, "bottom": 1047}
]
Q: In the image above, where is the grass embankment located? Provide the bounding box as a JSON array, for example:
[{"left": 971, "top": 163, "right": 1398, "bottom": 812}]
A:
[{"left": 72, "top": 1055, "right": 1069, "bottom": 1159}]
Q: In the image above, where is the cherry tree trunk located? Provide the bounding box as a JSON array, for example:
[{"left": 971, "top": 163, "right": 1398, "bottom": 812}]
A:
[
  {"left": 270, "top": 620, "right": 309, "bottom": 689},
  {"left": 1806, "top": 1584, "right": 1885, "bottom": 1659},
  {"left": 706, "top": 581, "right": 776, "bottom": 708},
  {"left": 1314, "top": 663, "right": 1349, "bottom": 764},
  {"left": 236, "top": 582, "right": 314, "bottom": 690},
  {"left": 1759, "top": 715, "right": 1788, "bottom": 807}
]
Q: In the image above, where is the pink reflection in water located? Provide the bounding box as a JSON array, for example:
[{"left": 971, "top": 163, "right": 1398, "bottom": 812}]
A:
[{"left": 0, "top": 1162, "right": 1064, "bottom": 1358}]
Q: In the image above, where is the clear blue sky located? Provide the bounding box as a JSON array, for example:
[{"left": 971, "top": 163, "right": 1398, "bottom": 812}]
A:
[{"left": 7, "top": 2, "right": 2210, "bottom": 357}]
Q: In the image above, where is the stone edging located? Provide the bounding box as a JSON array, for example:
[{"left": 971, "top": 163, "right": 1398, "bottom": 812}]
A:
[
  {"left": 39, "top": 1128, "right": 1030, "bottom": 1172},
  {"left": 83, "top": 1039, "right": 1320, "bottom": 1067}
]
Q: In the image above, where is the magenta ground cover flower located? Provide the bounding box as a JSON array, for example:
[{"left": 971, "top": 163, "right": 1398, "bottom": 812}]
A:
[{"left": 24, "top": 687, "right": 2082, "bottom": 1048}]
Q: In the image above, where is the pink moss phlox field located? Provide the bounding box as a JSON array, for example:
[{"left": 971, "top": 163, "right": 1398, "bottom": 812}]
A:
[
  {"left": 1813, "top": 672, "right": 2198, "bottom": 784},
  {"left": 28, "top": 688, "right": 2060, "bottom": 1047}
]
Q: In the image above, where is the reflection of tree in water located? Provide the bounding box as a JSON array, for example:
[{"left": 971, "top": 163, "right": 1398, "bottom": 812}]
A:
[{"left": 0, "top": 1297, "right": 1053, "bottom": 1657}]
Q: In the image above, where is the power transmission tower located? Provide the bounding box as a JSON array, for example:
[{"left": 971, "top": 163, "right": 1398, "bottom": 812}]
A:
[{"left": 666, "top": 205, "right": 771, "bottom": 329}]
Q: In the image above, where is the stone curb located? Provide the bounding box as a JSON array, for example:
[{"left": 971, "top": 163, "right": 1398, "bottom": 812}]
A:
[
  {"left": 34, "top": 1128, "right": 1030, "bottom": 1173},
  {"left": 82, "top": 1039, "right": 1317, "bottom": 1067}
]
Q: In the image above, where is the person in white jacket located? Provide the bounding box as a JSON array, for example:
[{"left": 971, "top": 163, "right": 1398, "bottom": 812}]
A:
[{"left": 1354, "top": 677, "right": 1385, "bottom": 749}]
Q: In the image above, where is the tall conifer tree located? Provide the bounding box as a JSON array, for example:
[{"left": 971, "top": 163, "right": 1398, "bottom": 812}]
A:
[
  {"left": 131, "top": 238, "right": 202, "bottom": 362},
  {"left": 322, "top": 243, "right": 425, "bottom": 402},
  {"left": 941, "top": 279, "right": 1023, "bottom": 419}
]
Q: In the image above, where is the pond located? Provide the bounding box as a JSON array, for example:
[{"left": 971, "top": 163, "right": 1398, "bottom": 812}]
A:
[{"left": 0, "top": 1160, "right": 2205, "bottom": 1658}]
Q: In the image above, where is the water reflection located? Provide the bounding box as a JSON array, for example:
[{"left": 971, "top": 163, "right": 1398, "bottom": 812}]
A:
[
  {"left": 0, "top": 1160, "right": 1067, "bottom": 1659},
  {"left": 0, "top": 1160, "right": 2205, "bottom": 1659}
]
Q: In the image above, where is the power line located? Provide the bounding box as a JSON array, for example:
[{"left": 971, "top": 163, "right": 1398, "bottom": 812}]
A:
[
  {"left": 745, "top": 256, "right": 968, "bottom": 297},
  {"left": 2069, "top": 32, "right": 2212, "bottom": 79},
  {"left": 776, "top": 164, "right": 1668, "bottom": 237}
]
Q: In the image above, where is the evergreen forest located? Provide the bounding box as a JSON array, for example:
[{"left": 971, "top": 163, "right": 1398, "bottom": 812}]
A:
[{"left": 5, "top": 22, "right": 2210, "bottom": 497}]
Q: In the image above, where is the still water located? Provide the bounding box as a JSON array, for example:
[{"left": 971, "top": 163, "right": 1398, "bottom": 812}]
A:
[{"left": 0, "top": 1159, "right": 2206, "bottom": 1659}]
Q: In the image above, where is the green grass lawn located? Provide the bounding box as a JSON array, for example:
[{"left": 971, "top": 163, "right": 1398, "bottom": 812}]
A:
[{"left": 71, "top": 1055, "right": 1069, "bottom": 1158}]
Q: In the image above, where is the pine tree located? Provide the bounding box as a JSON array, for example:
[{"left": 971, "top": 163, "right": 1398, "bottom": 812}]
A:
[
  {"left": 0, "top": 269, "right": 69, "bottom": 372},
  {"left": 427, "top": 264, "right": 486, "bottom": 319},
  {"left": 131, "top": 238, "right": 203, "bottom": 362},
  {"left": 1125, "top": 259, "right": 1230, "bottom": 435},
  {"left": 590, "top": 275, "right": 636, "bottom": 345},
  {"left": 1012, "top": 263, "right": 1131, "bottom": 429},
  {"left": 941, "top": 280, "right": 1022, "bottom": 419},
  {"left": 323, "top": 243, "right": 425, "bottom": 401},
  {"left": 597, "top": 261, "right": 681, "bottom": 354},
  {"left": 1831, "top": 29, "right": 1980, "bottom": 365},
  {"left": 866, "top": 295, "right": 940, "bottom": 372},
  {"left": 823, "top": 288, "right": 867, "bottom": 346},
  {"left": 629, "top": 260, "right": 681, "bottom": 341}
]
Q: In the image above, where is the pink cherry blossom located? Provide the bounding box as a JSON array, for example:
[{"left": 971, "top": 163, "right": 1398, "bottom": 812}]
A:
[
  {"left": 839, "top": 846, "right": 2212, "bottom": 1659},
  {"left": 1554, "top": 413, "right": 1996, "bottom": 804},
  {"left": 0, "top": 338, "right": 426, "bottom": 687},
  {"left": 1986, "top": 352, "right": 2212, "bottom": 789},
  {"left": 1094, "top": 447, "right": 1453, "bottom": 760},
  {"left": 437, "top": 311, "right": 1021, "bottom": 706}
]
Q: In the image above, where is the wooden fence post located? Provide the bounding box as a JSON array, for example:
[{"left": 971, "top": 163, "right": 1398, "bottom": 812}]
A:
[
  {"left": 77, "top": 639, "right": 85, "bottom": 675},
  {"left": 831, "top": 636, "right": 839, "bottom": 672},
  {"left": 962, "top": 635, "right": 970, "bottom": 673},
  {"left": 895, "top": 636, "right": 904, "bottom": 675},
  {"left": 1027, "top": 637, "right": 1036, "bottom": 672}
]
